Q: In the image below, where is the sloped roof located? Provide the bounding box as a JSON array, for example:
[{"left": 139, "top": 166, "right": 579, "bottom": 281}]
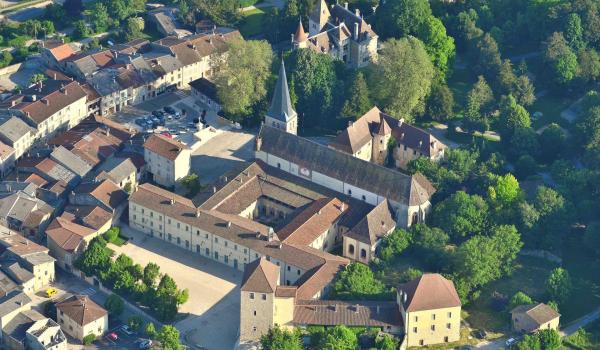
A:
[
  {"left": 73, "top": 179, "right": 127, "bottom": 210},
  {"left": 241, "top": 258, "right": 279, "bottom": 293},
  {"left": 397, "top": 273, "right": 461, "bottom": 312},
  {"left": 0, "top": 117, "right": 36, "bottom": 144},
  {"left": 257, "top": 125, "right": 435, "bottom": 206},
  {"left": 344, "top": 199, "right": 395, "bottom": 245},
  {"left": 56, "top": 295, "right": 107, "bottom": 326},
  {"left": 46, "top": 216, "right": 96, "bottom": 252},
  {"left": 278, "top": 198, "right": 346, "bottom": 245},
  {"left": 294, "top": 21, "right": 308, "bottom": 42},
  {"left": 511, "top": 303, "right": 560, "bottom": 326},
  {"left": 144, "top": 134, "right": 187, "bottom": 161},
  {"left": 266, "top": 60, "right": 296, "bottom": 122},
  {"left": 293, "top": 300, "right": 400, "bottom": 327}
]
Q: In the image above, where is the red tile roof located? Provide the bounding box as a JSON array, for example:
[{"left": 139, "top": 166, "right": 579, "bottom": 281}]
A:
[{"left": 397, "top": 274, "right": 461, "bottom": 312}]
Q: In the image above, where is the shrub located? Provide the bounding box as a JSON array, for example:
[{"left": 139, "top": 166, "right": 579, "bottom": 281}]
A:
[
  {"left": 83, "top": 333, "right": 96, "bottom": 345},
  {"left": 128, "top": 315, "right": 143, "bottom": 331},
  {"left": 104, "top": 227, "right": 120, "bottom": 243},
  {"left": 104, "top": 294, "right": 124, "bottom": 315}
]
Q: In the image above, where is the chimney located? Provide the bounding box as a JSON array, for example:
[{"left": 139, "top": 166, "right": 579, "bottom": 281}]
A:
[
  {"left": 376, "top": 305, "right": 380, "bottom": 314},
  {"left": 212, "top": 186, "right": 217, "bottom": 193},
  {"left": 340, "top": 203, "right": 345, "bottom": 211},
  {"left": 291, "top": 33, "right": 294, "bottom": 44},
  {"left": 196, "top": 209, "right": 201, "bottom": 217},
  {"left": 277, "top": 241, "right": 282, "bottom": 249},
  {"left": 353, "top": 22, "right": 359, "bottom": 40},
  {"left": 355, "top": 8, "right": 360, "bottom": 16},
  {"left": 348, "top": 120, "right": 353, "bottom": 127},
  {"left": 317, "top": 209, "right": 322, "bottom": 215},
  {"left": 224, "top": 176, "right": 228, "bottom": 182},
  {"left": 43, "top": 99, "right": 49, "bottom": 106},
  {"left": 344, "top": 2, "right": 348, "bottom": 8},
  {"left": 355, "top": 304, "right": 360, "bottom": 313},
  {"left": 53, "top": 72, "right": 57, "bottom": 80},
  {"left": 268, "top": 227, "right": 274, "bottom": 242},
  {"left": 334, "top": 304, "right": 338, "bottom": 312},
  {"left": 398, "top": 118, "right": 404, "bottom": 127},
  {"left": 226, "top": 221, "right": 231, "bottom": 228},
  {"left": 170, "top": 198, "right": 175, "bottom": 205},
  {"left": 403, "top": 293, "right": 407, "bottom": 303}
]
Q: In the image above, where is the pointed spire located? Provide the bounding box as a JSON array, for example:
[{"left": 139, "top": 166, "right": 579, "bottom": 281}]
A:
[
  {"left": 267, "top": 60, "right": 296, "bottom": 123},
  {"left": 294, "top": 20, "right": 308, "bottom": 43}
]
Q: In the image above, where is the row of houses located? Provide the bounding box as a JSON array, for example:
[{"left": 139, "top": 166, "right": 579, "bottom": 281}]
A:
[{"left": 0, "top": 28, "right": 240, "bottom": 178}]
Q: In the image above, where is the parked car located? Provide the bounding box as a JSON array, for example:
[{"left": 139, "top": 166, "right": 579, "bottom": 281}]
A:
[
  {"left": 135, "top": 118, "right": 145, "bottom": 126},
  {"left": 45, "top": 288, "right": 57, "bottom": 298},
  {"left": 164, "top": 106, "right": 176, "bottom": 114},
  {"left": 108, "top": 332, "right": 118, "bottom": 341},
  {"left": 139, "top": 339, "right": 152, "bottom": 349},
  {"left": 152, "top": 110, "right": 162, "bottom": 117},
  {"left": 506, "top": 338, "right": 516, "bottom": 347},
  {"left": 174, "top": 114, "right": 181, "bottom": 120},
  {"left": 167, "top": 115, "right": 173, "bottom": 121},
  {"left": 121, "top": 325, "right": 135, "bottom": 335},
  {"left": 192, "top": 118, "right": 199, "bottom": 124}
]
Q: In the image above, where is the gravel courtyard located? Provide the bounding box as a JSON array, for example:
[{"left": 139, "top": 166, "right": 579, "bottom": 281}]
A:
[{"left": 115, "top": 225, "right": 243, "bottom": 350}]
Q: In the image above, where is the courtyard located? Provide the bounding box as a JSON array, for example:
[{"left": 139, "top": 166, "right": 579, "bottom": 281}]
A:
[{"left": 115, "top": 225, "right": 243, "bottom": 350}]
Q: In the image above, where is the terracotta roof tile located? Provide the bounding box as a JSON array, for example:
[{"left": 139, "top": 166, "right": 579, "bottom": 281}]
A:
[
  {"left": 144, "top": 134, "right": 187, "bottom": 161},
  {"left": 397, "top": 274, "right": 461, "bottom": 312},
  {"left": 241, "top": 258, "right": 279, "bottom": 293},
  {"left": 56, "top": 295, "right": 106, "bottom": 326}
]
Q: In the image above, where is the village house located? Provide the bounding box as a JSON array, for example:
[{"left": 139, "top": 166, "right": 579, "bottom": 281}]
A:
[
  {"left": 511, "top": 303, "right": 560, "bottom": 333},
  {"left": 0, "top": 143, "right": 15, "bottom": 178},
  {"left": 397, "top": 273, "right": 462, "bottom": 347},
  {"left": 0, "top": 81, "right": 88, "bottom": 141},
  {"left": 143, "top": 134, "right": 190, "bottom": 188},
  {"left": 329, "top": 106, "right": 447, "bottom": 170},
  {"left": 55, "top": 295, "right": 108, "bottom": 341},
  {"left": 292, "top": 0, "right": 378, "bottom": 68},
  {"left": 0, "top": 117, "right": 36, "bottom": 163},
  {"left": 0, "top": 182, "right": 54, "bottom": 238}
]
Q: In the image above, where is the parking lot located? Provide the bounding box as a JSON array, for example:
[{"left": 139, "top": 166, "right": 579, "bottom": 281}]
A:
[{"left": 115, "top": 225, "right": 242, "bottom": 350}]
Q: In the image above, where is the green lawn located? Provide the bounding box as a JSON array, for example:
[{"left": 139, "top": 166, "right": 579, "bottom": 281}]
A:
[
  {"left": 448, "top": 64, "right": 476, "bottom": 113},
  {"left": 530, "top": 93, "right": 576, "bottom": 129},
  {"left": 238, "top": 7, "right": 275, "bottom": 38},
  {"left": 464, "top": 256, "right": 558, "bottom": 337}
]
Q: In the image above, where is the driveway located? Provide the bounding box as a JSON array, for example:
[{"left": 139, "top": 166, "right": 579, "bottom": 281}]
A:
[
  {"left": 116, "top": 225, "right": 242, "bottom": 350},
  {"left": 191, "top": 129, "right": 256, "bottom": 185}
]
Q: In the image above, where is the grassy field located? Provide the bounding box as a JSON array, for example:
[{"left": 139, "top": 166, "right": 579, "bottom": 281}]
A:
[
  {"left": 530, "top": 93, "right": 577, "bottom": 129},
  {"left": 448, "top": 64, "right": 476, "bottom": 114},
  {"left": 238, "top": 7, "right": 275, "bottom": 38}
]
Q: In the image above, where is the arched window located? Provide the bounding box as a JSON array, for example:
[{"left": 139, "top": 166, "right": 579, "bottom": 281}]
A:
[
  {"left": 348, "top": 244, "right": 355, "bottom": 255},
  {"left": 360, "top": 249, "right": 367, "bottom": 259}
]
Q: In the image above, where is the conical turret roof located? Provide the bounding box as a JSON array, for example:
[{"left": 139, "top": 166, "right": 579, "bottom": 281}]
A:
[{"left": 267, "top": 60, "right": 296, "bottom": 122}]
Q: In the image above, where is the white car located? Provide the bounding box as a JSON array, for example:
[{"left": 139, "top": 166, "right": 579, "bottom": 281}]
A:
[
  {"left": 505, "top": 338, "right": 517, "bottom": 347},
  {"left": 121, "top": 325, "right": 135, "bottom": 335},
  {"left": 139, "top": 339, "right": 152, "bottom": 349}
]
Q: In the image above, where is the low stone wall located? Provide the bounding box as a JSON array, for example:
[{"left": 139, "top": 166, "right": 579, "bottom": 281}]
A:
[{"left": 0, "top": 62, "right": 21, "bottom": 76}]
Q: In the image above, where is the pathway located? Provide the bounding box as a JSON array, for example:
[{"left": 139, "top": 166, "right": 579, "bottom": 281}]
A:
[{"left": 240, "top": 0, "right": 285, "bottom": 12}]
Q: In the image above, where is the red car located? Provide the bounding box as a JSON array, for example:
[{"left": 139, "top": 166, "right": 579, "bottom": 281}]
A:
[{"left": 108, "top": 332, "right": 118, "bottom": 341}]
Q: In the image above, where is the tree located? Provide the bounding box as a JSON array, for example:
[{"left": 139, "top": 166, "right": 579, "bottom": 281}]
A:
[
  {"left": 90, "top": 3, "right": 110, "bottom": 33},
  {"left": 488, "top": 174, "right": 522, "bottom": 207},
  {"left": 432, "top": 191, "right": 489, "bottom": 240},
  {"left": 128, "top": 315, "right": 143, "bottom": 331},
  {"left": 104, "top": 294, "right": 124, "bottom": 315},
  {"left": 260, "top": 326, "right": 304, "bottom": 350},
  {"left": 180, "top": 174, "right": 201, "bottom": 196},
  {"left": 29, "top": 73, "right": 46, "bottom": 85},
  {"left": 516, "top": 334, "right": 541, "bottom": 350},
  {"left": 543, "top": 32, "right": 578, "bottom": 85},
  {"left": 539, "top": 124, "right": 565, "bottom": 163},
  {"left": 378, "top": 228, "right": 412, "bottom": 263},
  {"left": 288, "top": 49, "right": 338, "bottom": 129},
  {"left": 533, "top": 186, "right": 565, "bottom": 218},
  {"left": 375, "top": 334, "right": 398, "bottom": 350},
  {"left": 565, "top": 13, "right": 584, "bottom": 51},
  {"left": 538, "top": 329, "right": 561, "bottom": 350},
  {"left": 83, "top": 333, "right": 96, "bottom": 345},
  {"left": 143, "top": 262, "right": 161, "bottom": 288},
  {"left": 340, "top": 72, "right": 371, "bottom": 121},
  {"left": 145, "top": 322, "right": 157, "bottom": 339},
  {"left": 546, "top": 268, "right": 572, "bottom": 303},
  {"left": 475, "top": 33, "right": 502, "bottom": 80},
  {"left": 515, "top": 155, "right": 538, "bottom": 179},
  {"left": 369, "top": 37, "right": 435, "bottom": 121},
  {"left": 577, "top": 49, "right": 600, "bottom": 83},
  {"left": 497, "top": 59, "right": 517, "bottom": 95},
  {"left": 499, "top": 95, "right": 531, "bottom": 138},
  {"left": 332, "top": 263, "right": 386, "bottom": 300},
  {"left": 215, "top": 39, "right": 273, "bottom": 118},
  {"left": 509, "top": 291, "right": 534, "bottom": 310},
  {"left": 107, "top": 0, "right": 130, "bottom": 21},
  {"left": 513, "top": 75, "right": 536, "bottom": 107},
  {"left": 464, "top": 76, "right": 493, "bottom": 130},
  {"left": 374, "top": 0, "right": 432, "bottom": 39},
  {"left": 318, "top": 325, "right": 358, "bottom": 350},
  {"left": 412, "top": 224, "right": 449, "bottom": 251},
  {"left": 418, "top": 15, "right": 455, "bottom": 77},
  {"left": 427, "top": 82, "right": 454, "bottom": 121},
  {"left": 122, "top": 17, "right": 144, "bottom": 42},
  {"left": 73, "top": 20, "right": 91, "bottom": 39},
  {"left": 157, "top": 325, "right": 183, "bottom": 350},
  {"left": 509, "top": 127, "right": 540, "bottom": 159},
  {"left": 45, "top": 4, "right": 66, "bottom": 24},
  {"left": 75, "top": 240, "right": 111, "bottom": 275}
]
